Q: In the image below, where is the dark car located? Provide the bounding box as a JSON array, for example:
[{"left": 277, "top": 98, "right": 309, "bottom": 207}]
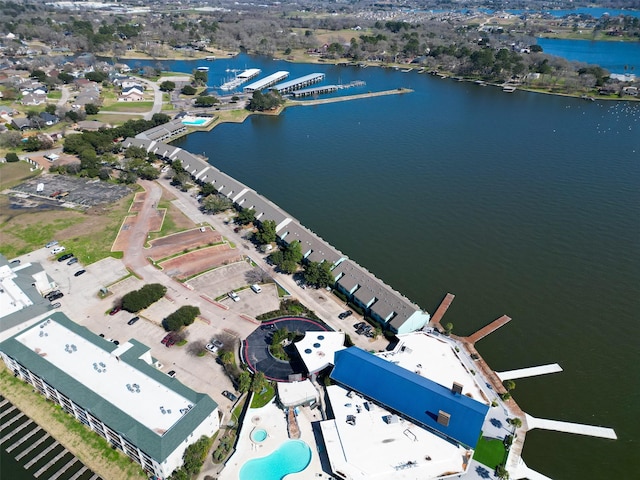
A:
[
  {"left": 67, "top": 257, "right": 78, "bottom": 265},
  {"left": 49, "top": 292, "right": 64, "bottom": 301},
  {"left": 57, "top": 253, "right": 74, "bottom": 262},
  {"left": 222, "top": 390, "right": 238, "bottom": 402},
  {"left": 338, "top": 310, "right": 353, "bottom": 319},
  {"left": 45, "top": 290, "right": 61, "bottom": 300},
  {"left": 109, "top": 305, "right": 122, "bottom": 316},
  {"left": 74, "top": 269, "right": 86, "bottom": 277},
  {"left": 167, "top": 370, "right": 176, "bottom": 378},
  {"left": 165, "top": 336, "right": 177, "bottom": 348},
  {"left": 353, "top": 322, "right": 365, "bottom": 330},
  {"left": 128, "top": 316, "right": 140, "bottom": 325},
  {"left": 161, "top": 333, "right": 173, "bottom": 345}
]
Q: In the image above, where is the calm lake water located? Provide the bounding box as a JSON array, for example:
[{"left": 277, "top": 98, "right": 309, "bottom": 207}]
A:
[
  {"left": 537, "top": 37, "right": 640, "bottom": 74},
  {"left": 171, "top": 54, "right": 639, "bottom": 480}
]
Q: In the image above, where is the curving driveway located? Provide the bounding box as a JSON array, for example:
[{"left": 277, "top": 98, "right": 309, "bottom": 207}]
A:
[{"left": 242, "top": 317, "right": 331, "bottom": 382}]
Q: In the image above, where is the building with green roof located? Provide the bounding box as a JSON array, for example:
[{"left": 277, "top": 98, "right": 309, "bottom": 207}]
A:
[{"left": 0, "top": 312, "right": 219, "bottom": 479}]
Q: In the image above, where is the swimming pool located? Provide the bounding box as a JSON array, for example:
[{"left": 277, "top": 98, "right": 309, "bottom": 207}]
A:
[
  {"left": 251, "top": 428, "right": 267, "bottom": 443},
  {"left": 239, "top": 440, "right": 311, "bottom": 480},
  {"left": 181, "top": 118, "right": 208, "bottom": 126}
]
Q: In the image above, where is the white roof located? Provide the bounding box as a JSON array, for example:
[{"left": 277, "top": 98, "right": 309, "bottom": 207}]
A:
[
  {"left": 0, "top": 265, "right": 34, "bottom": 318},
  {"left": 295, "top": 331, "right": 345, "bottom": 374},
  {"left": 16, "top": 319, "right": 193, "bottom": 435},
  {"left": 277, "top": 379, "right": 319, "bottom": 408},
  {"left": 321, "top": 385, "right": 470, "bottom": 479},
  {"left": 379, "top": 332, "right": 487, "bottom": 404}
]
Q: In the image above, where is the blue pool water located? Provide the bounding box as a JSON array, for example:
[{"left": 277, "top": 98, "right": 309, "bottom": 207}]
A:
[
  {"left": 251, "top": 428, "right": 267, "bottom": 442},
  {"left": 239, "top": 440, "right": 311, "bottom": 480},
  {"left": 182, "top": 118, "right": 208, "bottom": 126}
]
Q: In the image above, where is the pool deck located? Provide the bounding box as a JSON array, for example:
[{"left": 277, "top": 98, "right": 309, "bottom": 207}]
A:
[{"left": 215, "top": 399, "right": 327, "bottom": 480}]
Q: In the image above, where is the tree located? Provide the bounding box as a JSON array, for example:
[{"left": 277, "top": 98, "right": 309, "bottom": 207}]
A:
[
  {"left": 5, "top": 152, "right": 19, "bottom": 162},
  {"left": 57, "top": 72, "right": 74, "bottom": 84},
  {"left": 444, "top": 322, "right": 454, "bottom": 335},
  {"left": 85, "top": 71, "right": 107, "bottom": 83},
  {"left": 194, "top": 95, "right": 219, "bottom": 107},
  {"left": 246, "top": 90, "right": 284, "bottom": 112},
  {"left": 193, "top": 69, "right": 208, "bottom": 85},
  {"left": 236, "top": 207, "right": 256, "bottom": 225},
  {"left": 84, "top": 103, "right": 100, "bottom": 115},
  {"left": 238, "top": 371, "right": 251, "bottom": 393},
  {"left": 251, "top": 371, "right": 267, "bottom": 393},
  {"left": 255, "top": 219, "right": 276, "bottom": 245},
  {"left": 30, "top": 69, "right": 47, "bottom": 82},
  {"left": 503, "top": 379, "right": 516, "bottom": 393},
  {"left": 44, "top": 104, "right": 57, "bottom": 115},
  {"left": 508, "top": 417, "right": 522, "bottom": 429},
  {"left": 219, "top": 349, "right": 234, "bottom": 366},
  {"left": 159, "top": 80, "right": 176, "bottom": 92},
  {"left": 303, "top": 261, "right": 334, "bottom": 288},
  {"left": 181, "top": 84, "right": 197, "bottom": 95},
  {"left": 201, "top": 194, "right": 232, "bottom": 214}
]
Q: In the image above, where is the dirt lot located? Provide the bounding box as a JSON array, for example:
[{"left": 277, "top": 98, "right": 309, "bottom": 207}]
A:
[
  {"left": 129, "top": 191, "right": 148, "bottom": 213},
  {"left": 9, "top": 174, "right": 131, "bottom": 208},
  {"left": 159, "top": 244, "right": 243, "bottom": 280},
  {"left": 147, "top": 227, "right": 222, "bottom": 261}
]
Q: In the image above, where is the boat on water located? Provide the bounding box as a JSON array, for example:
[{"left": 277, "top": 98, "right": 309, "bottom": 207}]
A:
[
  {"left": 205, "top": 56, "right": 215, "bottom": 61},
  {"left": 196, "top": 66, "right": 210, "bottom": 72}
]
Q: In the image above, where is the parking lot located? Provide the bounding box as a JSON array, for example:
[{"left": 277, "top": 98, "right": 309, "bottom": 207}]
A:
[{"left": 13, "top": 247, "right": 242, "bottom": 410}]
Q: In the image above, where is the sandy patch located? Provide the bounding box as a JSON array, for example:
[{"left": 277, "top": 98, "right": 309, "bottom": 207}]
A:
[{"left": 159, "top": 244, "right": 243, "bottom": 280}]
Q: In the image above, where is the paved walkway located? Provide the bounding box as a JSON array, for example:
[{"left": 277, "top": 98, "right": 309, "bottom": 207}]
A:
[
  {"left": 466, "top": 314, "right": 512, "bottom": 344},
  {"left": 428, "top": 292, "right": 455, "bottom": 331}
]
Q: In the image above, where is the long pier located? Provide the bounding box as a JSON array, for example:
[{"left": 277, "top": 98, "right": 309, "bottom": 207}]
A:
[
  {"left": 288, "top": 88, "right": 412, "bottom": 107},
  {"left": 497, "top": 363, "right": 563, "bottom": 381},
  {"left": 428, "top": 292, "right": 455, "bottom": 331},
  {"left": 466, "top": 314, "right": 512, "bottom": 344}
]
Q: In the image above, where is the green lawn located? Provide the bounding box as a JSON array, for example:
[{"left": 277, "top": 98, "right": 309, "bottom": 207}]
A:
[
  {"left": 100, "top": 101, "right": 154, "bottom": 112},
  {"left": 250, "top": 383, "right": 275, "bottom": 408},
  {"left": 473, "top": 436, "right": 507, "bottom": 468}
]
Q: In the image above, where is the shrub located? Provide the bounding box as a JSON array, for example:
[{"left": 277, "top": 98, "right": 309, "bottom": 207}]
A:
[
  {"left": 121, "top": 283, "right": 167, "bottom": 312},
  {"left": 5, "top": 152, "right": 19, "bottom": 162},
  {"left": 163, "top": 305, "right": 201, "bottom": 331}
]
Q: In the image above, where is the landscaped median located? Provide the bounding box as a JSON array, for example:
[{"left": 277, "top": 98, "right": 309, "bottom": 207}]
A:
[{"left": 0, "top": 363, "right": 146, "bottom": 480}]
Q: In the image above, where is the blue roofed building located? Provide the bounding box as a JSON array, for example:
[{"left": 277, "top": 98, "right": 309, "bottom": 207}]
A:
[{"left": 330, "top": 347, "right": 488, "bottom": 449}]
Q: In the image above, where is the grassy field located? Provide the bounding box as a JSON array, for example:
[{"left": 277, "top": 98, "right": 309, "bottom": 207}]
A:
[
  {"left": 0, "top": 161, "right": 41, "bottom": 189},
  {"left": 92, "top": 113, "right": 144, "bottom": 124},
  {"left": 0, "top": 363, "right": 146, "bottom": 480},
  {"left": 0, "top": 164, "right": 136, "bottom": 263},
  {"left": 473, "top": 436, "right": 507, "bottom": 468},
  {"left": 100, "top": 101, "right": 155, "bottom": 113}
]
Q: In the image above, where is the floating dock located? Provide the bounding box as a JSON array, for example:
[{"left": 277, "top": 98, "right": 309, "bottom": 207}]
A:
[
  {"left": 525, "top": 414, "right": 617, "bottom": 440},
  {"left": 290, "top": 81, "right": 366, "bottom": 98},
  {"left": 271, "top": 73, "right": 325, "bottom": 94},
  {"left": 243, "top": 71, "right": 289, "bottom": 93},
  {"left": 496, "top": 363, "right": 563, "bottom": 381},
  {"left": 428, "top": 292, "right": 455, "bottom": 331},
  {"left": 219, "top": 68, "right": 261, "bottom": 91}
]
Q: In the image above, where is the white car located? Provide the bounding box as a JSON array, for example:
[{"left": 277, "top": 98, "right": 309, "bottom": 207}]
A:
[
  {"left": 205, "top": 343, "right": 219, "bottom": 354},
  {"left": 51, "top": 246, "right": 65, "bottom": 255},
  {"left": 228, "top": 291, "right": 240, "bottom": 302}
]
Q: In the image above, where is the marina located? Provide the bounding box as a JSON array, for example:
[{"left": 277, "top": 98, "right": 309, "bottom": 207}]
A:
[
  {"left": 270, "top": 73, "right": 325, "bottom": 94},
  {"left": 290, "top": 80, "right": 366, "bottom": 98},
  {"left": 218, "top": 68, "right": 262, "bottom": 91},
  {"left": 243, "top": 71, "right": 289, "bottom": 93}
]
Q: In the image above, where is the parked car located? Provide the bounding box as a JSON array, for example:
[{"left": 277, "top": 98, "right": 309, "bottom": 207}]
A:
[
  {"left": 109, "top": 305, "right": 122, "bottom": 316},
  {"left": 45, "top": 240, "right": 58, "bottom": 248},
  {"left": 50, "top": 302, "right": 61, "bottom": 309},
  {"left": 165, "top": 336, "right": 177, "bottom": 348},
  {"left": 48, "top": 292, "right": 64, "bottom": 301},
  {"left": 127, "top": 316, "right": 140, "bottom": 325},
  {"left": 67, "top": 257, "right": 78, "bottom": 265},
  {"left": 338, "top": 310, "right": 353, "bottom": 319},
  {"left": 210, "top": 338, "right": 224, "bottom": 349},
  {"left": 161, "top": 333, "right": 173, "bottom": 345},
  {"left": 57, "top": 253, "right": 73, "bottom": 262},
  {"left": 205, "top": 343, "right": 219, "bottom": 354},
  {"left": 74, "top": 269, "right": 86, "bottom": 277},
  {"left": 51, "top": 246, "right": 65, "bottom": 255},
  {"left": 250, "top": 284, "right": 262, "bottom": 293},
  {"left": 353, "top": 322, "right": 366, "bottom": 330},
  {"left": 9, "top": 259, "right": 20, "bottom": 265},
  {"left": 261, "top": 323, "right": 275, "bottom": 330},
  {"left": 45, "top": 290, "right": 61, "bottom": 300},
  {"left": 222, "top": 390, "right": 238, "bottom": 402},
  {"left": 167, "top": 370, "right": 176, "bottom": 378},
  {"left": 228, "top": 291, "right": 240, "bottom": 302}
]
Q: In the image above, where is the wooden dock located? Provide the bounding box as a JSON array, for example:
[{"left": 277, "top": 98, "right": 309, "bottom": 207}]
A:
[
  {"left": 429, "top": 293, "right": 455, "bottom": 331},
  {"left": 466, "top": 315, "right": 512, "bottom": 344}
]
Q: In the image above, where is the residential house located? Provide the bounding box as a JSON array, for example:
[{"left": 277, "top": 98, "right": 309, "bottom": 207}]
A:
[
  {"left": 118, "top": 90, "right": 144, "bottom": 102},
  {"left": 76, "top": 120, "right": 107, "bottom": 131},
  {"left": 11, "top": 117, "right": 32, "bottom": 130},
  {"left": 39, "top": 112, "right": 59, "bottom": 126},
  {"left": 21, "top": 93, "right": 46, "bottom": 105}
]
